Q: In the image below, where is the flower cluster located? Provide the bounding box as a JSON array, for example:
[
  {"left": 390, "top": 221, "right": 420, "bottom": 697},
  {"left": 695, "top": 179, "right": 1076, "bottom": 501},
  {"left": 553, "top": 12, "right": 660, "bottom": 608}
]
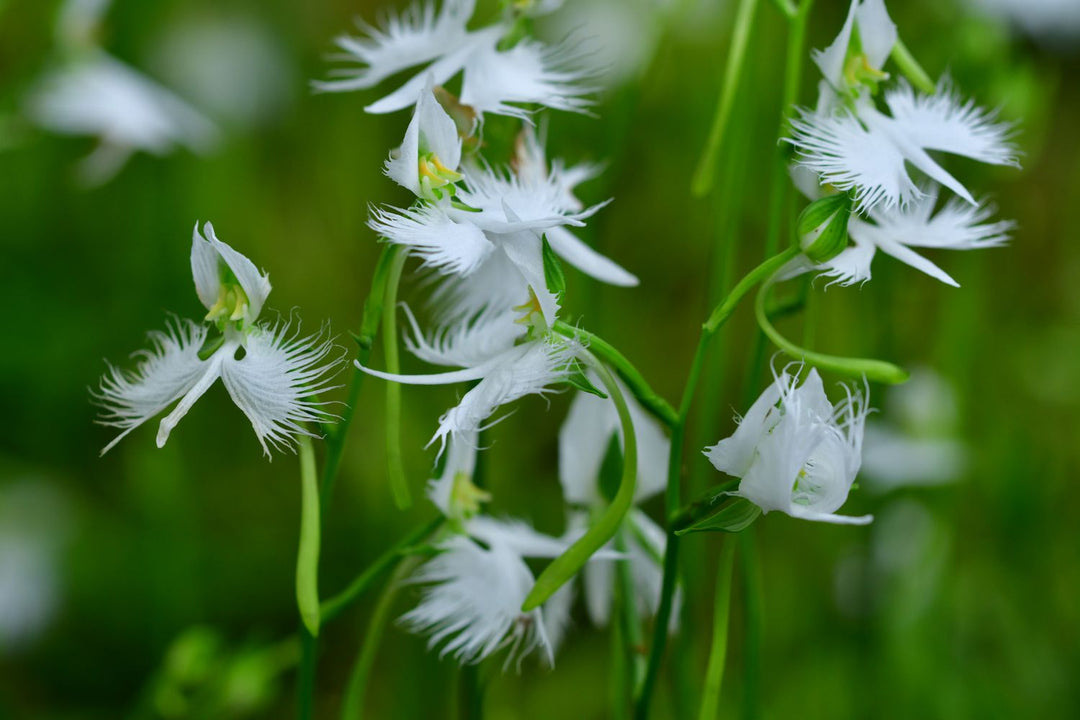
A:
[{"left": 783, "top": 0, "right": 1018, "bottom": 287}]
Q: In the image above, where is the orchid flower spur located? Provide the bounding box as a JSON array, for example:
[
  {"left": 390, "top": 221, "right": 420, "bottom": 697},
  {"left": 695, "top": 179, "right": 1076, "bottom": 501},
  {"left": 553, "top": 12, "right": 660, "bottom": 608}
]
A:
[
  {"left": 787, "top": 0, "right": 1018, "bottom": 213},
  {"left": 559, "top": 374, "right": 676, "bottom": 626},
  {"left": 313, "top": 0, "right": 593, "bottom": 118},
  {"left": 95, "top": 223, "right": 341, "bottom": 457},
  {"left": 705, "top": 366, "right": 873, "bottom": 525}
]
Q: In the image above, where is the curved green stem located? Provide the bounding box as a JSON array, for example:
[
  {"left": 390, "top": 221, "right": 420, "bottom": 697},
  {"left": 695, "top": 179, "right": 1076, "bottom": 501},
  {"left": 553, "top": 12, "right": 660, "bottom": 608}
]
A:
[
  {"left": 522, "top": 349, "right": 637, "bottom": 611},
  {"left": 891, "top": 37, "right": 936, "bottom": 95},
  {"left": 553, "top": 321, "right": 678, "bottom": 427},
  {"left": 340, "top": 557, "right": 418, "bottom": 720},
  {"left": 383, "top": 247, "right": 412, "bottom": 509},
  {"left": 691, "top": 0, "right": 761, "bottom": 197},
  {"left": 704, "top": 247, "right": 801, "bottom": 333},
  {"left": 697, "top": 539, "right": 736, "bottom": 720},
  {"left": 296, "top": 437, "right": 321, "bottom": 637},
  {"left": 320, "top": 516, "right": 443, "bottom": 624},
  {"left": 754, "top": 277, "right": 909, "bottom": 384}
]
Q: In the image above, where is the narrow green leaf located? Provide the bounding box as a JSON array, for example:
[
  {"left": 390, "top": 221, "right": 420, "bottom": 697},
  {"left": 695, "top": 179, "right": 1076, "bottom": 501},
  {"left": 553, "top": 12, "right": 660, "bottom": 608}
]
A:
[
  {"left": 541, "top": 236, "right": 567, "bottom": 297},
  {"left": 675, "top": 498, "right": 761, "bottom": 536}
]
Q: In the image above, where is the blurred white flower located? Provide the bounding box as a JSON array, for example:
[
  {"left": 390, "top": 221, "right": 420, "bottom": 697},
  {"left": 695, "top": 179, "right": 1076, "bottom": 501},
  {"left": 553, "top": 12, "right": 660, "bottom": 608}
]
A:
[
  {"left": 95, "top": 223, "right": 341, "bottom": 457},
  {"left": 25, "top": 50, "right": 218, "bottom": 185},
  {"left": 968, "top": 0, "right": 1080, "bottom": 43},
  {"left": 860, "top": 368, "right": 968, "bottom": 492},
  {"left": 314, "top": 0, "right": 593, "bottom": 118},
  {"left": 705, "top": 366, "right": 872, "bottom": 525}
]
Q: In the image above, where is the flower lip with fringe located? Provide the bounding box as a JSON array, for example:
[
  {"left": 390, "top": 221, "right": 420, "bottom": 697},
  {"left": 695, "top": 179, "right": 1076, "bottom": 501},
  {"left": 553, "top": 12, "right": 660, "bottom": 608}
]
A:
[
  {"left": 705, "top": 365, "right": 873, "bottom": 525},
  {"left": 94, "top": 222, "right": 342, "bottom": 457}
]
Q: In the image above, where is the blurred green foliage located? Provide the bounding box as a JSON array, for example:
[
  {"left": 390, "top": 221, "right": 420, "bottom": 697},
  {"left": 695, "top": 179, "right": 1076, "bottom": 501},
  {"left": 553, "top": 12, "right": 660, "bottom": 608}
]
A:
[{"left": 1, "top": 0, "right": 1078, "bottom": 718}]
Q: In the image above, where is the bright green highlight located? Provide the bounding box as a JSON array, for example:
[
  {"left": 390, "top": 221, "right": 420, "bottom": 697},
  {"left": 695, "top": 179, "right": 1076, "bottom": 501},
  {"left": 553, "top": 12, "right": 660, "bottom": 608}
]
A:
[{"left": 296, "top": 436, "right": 321, "bottom": 637}]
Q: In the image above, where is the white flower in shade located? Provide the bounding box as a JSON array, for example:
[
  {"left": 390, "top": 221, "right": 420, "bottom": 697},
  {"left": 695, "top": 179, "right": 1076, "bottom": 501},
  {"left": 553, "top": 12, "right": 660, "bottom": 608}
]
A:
[
  {"left": 783, "top": 173, "right": 1014, "bottom": 287},
  {"left": 25, "top": 50, "right": 218, "bottom": 185},
  {"left": 385, "top": 81, "right": 463, "bottom": 200},
  {"left": 968, "top": 0, "right": 1080, "bottom": 43},
  {"left": 557, "top": 376, "right": 677, "bottom": 628},
  {"left": 787, "top": 0, "right": 1018, "bottom": 213},
  {"left": 705, "top": 367, "right": 873, "bottom": 525},
  {"left": 95, "top": 223, "right": 340, "bottom": 457},
  {"left": 313, "top": 0, "right": 593, "bottom": 118}
]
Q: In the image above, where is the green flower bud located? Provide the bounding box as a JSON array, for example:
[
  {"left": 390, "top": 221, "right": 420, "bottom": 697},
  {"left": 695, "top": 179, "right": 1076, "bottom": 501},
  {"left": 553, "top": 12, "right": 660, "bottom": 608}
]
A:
[{"left": 797, "top": 193, "right": 852, "bottom": 264}]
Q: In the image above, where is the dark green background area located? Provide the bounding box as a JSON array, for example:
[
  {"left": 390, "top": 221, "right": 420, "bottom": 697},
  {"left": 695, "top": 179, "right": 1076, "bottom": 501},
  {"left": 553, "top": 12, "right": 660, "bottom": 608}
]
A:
[{"left": 1, "top": 0, "right": 1077, "bottom": 718}]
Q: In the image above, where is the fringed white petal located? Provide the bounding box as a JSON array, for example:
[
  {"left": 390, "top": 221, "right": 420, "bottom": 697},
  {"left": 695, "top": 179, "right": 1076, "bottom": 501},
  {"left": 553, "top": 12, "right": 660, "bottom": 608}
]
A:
[
  {"left": 95, "top": 318, "right": 210, "bottom": 454},
  {"left": 705, "top": 379, "right": 783, "bottom": 479},
  {"left": 219, "top": 322, "right": 343, "bottom": 457},
  {"left": 789, "top": 108, "right": 919, "bottom": 212},
  {"left": 198, "top": 222, "right": 272, "bottom": 322},
  {"left": 866, "top": 189, "right": 1014, "bottom": 251},
  {"left": 452, "top": 165, "right": 604, "bottom": 235},
  {"left": 403, "top": 305, "right": 523, "bottom": 369},
  {"left": 426, "top": 247, "right": 533, "bottom": 326},
  {"left": 817, "top": 230, "right": 877, "bottom": 286},
  {"left": 884, "top": 80, "right": 1019, "bottom": 169},
  {"left": 459, "top": 36, "right": 594, "bottom": 118},
  {"left": 466, "top": 516, "right": 571, "bottom": 559},
  {"left": 400, "top": 535, "right": 552, "bottom": 668},
  {"left": 368, "top": 203, "right": 494, "bottom": 276},
  {"left": 312, "top": 0, "right": 476, "bottom": 93}
]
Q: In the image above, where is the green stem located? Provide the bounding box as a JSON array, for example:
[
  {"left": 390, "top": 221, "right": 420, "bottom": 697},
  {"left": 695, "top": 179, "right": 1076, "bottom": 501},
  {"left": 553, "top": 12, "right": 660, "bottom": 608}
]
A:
[
  {"left": 754, "top": 277, "right": 909, "bottom": 384},
  {"left": 320, "top": 516, "right": 443, "bottom": 624},
  {"left": 697, "top": 540, "right": 736, "bottom": 720},
  {"left": 691, "top": 0, "right": 761, "bottom": 196},
  {"left": 320, "top": 244, "right": 400, "bottom": 506},
  {"left": 616, "top": 527, "right": 647, "bottom": 699},
  {"left": 553, "top": 321, "right": 678, "bottom": 428},
  {"left": 296, "top": 437, "right": 321, "bottom": 636},
  {"left": 890, "top": 37, "right": 936, "bottom": 95},
  {"left": 383, "top": 247, "right": 412, "bottom": 509},
  {"left": 636, "top": 247, "right": 794, "bottom": 718},
  {"left": 297, "top": 630, "right": 317, "bottom": 720},
  {"left": 340, "top": 557, "right": 418, "bottom": 720},
  {"left": 739, "top": 531, "right": 763, "bottom": 720},
  {"left": 522, "top": 350, "right": 637, "bottom": 611}
]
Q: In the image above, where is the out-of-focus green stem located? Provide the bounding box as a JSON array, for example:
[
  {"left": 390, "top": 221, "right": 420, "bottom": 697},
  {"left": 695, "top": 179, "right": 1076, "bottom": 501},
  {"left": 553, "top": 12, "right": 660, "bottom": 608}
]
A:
[
  {"left": 553, "top": 321, "right": 678, "bottom": 428},
  {"left": 522, "top": 350, "right": 636, "bottom": 611},
  {"left": 382, "top": 247, "right": 412, "bottom": 509},
  {"left": 340, "top": 557, "right": 418, "bottom": 720},
  {"left": 691, "top": 0, "right": 761, "bottom": 196},
  {"left": 697, "top": 540, "right": 736, "bottom": 720},
  {"left": 891, "top": 38, "right": 936, "bottom": 95},
  {"left": 321, "top": 244, "right": 400, "bottom": 506},
  {"left": 740, "top": 531, "right": 763, "bottom": 720},
  {"left": 320, "top": 516, "right": 443, "bottom": 624},
  {"left": 616, "top": 528, "right": 647, "bottom": 696},
  {"left": 754, "top": 277, "right": 910, "bottom": 384},
  {"left": 296, "top": 437, "right": 321, "bottom": 637}
]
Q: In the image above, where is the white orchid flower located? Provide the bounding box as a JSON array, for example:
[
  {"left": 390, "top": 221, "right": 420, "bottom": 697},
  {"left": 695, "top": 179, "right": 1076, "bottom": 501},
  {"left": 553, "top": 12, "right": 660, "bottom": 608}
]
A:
[
  {"left": 313, "top": 0, "right": 592, "bottom": 118},
  {"left": 95, "top": 223, "right": 341, "bottom": 457},
  {"left": 705, "top": 366, "right": 873, "bottom": 525},
  {"left": 557, "top": 375, "right": 677, "bottom": 628},
  {"left": 25, "top": 50, "right": 218, "bottom": 185},
  {"left": 783, "top": 169, "right": 1013, "bottom": 287},
  {"left": 787, "top": 0, "right": 1017, "bottom": 213},
  {"left": 385, "top": 80, "right": 464, "bottom": 200}
]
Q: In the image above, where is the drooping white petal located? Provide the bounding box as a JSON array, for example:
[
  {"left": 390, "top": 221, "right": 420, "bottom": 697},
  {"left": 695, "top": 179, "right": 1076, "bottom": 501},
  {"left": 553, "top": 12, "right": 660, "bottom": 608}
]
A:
[
  {"left": 546, "top": 227, "right": 639, "bottom": 287},
  {"left": 401, "top": 535, "right": 553, "bottom": 667},
  {"left": 816, "top": 233, "right": 878, "bottom": 286},
  {"left": 219, "top": 322, "right": 343, "bottom": 457},
  {"left": 198, "top": 222, "right": 272, "bottom": 322},
  {"left": 312, "top": 0, "right": 476, "bottom": 93},
  {"left": 884, "top": 81, "right": 1018, "bottom": 169},
  {"left": 466, "top": 516, "right": 572, "bottom": 559},
  {"left": 855, "top": 0, "right": 897, "bottom": 71},
  {"left": 459, "top": 36, "right": 594, "bottom": 118},
  {"left": 873, "top": 236, "right": 959, "bottom": 287},
  {"left": 812, "top": 0, "right": 858, "bottom": 89},
  {"left": 789, "top": 107, "right": 919, "bottom": 212},
  {"left": 95, "top": 318, "right": 211, "bottom": 454},
  {"left": 368, "top": 203, "right": 495, "bottom": 276},
  {"left": 558, "top": 390, "right": 621, "bottom": 506},
  {"left": 705, "top": 379, "right": 783, "bottom": 478},
  {"left": 868, "top": 191, "right": 1013, "bottom": 250},
  {"left": 403, "top": 305, "right": 523, "bottom": 369}
]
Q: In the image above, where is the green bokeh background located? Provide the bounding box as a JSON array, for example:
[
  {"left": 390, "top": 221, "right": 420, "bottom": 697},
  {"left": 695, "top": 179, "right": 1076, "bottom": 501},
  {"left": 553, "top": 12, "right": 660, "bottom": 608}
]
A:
[{"left": 1, "top": 0, "right": 1078, "bottom": 718}]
